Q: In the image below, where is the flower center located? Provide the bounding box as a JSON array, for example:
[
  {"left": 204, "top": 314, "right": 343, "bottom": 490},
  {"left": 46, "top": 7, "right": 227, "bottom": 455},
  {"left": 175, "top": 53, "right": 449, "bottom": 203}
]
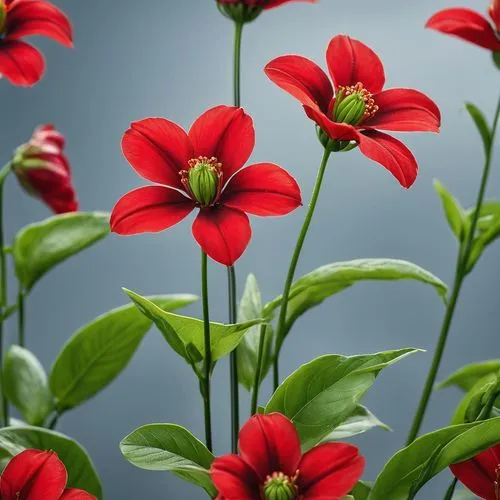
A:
[
  {"left": 332, "top": 82, "right": 378, "bottom": 126},
  {"left": 181, "top": 156, "right": 222, "bottom": 207},
  {"left": 263, "top": 471, "right": 299, "bottom": 500}
]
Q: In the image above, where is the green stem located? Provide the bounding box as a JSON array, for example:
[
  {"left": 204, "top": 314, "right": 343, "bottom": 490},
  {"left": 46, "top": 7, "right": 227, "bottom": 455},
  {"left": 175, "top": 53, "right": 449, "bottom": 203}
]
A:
[
  {"left": 406, "top": 93, "right": 500, "bottom": 445},
  {"left": 201, "top": 251, "right": 213, "bottom": 452},
  {"left": 233, "top": 21, "right": 243, "bottom": 108},
  {"left": 250, "top": 324, "right": 267, "bottom": 415},
  {"left": 17, "top": 289, "right": 25, "bottom": 348},
  {"left": 273, "top": 148, "right": 332, "bottom": 390},
  {"left": 48, "top": 413, "right": 60, "bottom": 430},
  {"left": 443, "top": 478, "right": 458, "bottom": 500},
  {"left": 0, "top": 163, "right": 11, "bottom": 427},
  {"left": 227, "top": 266, "right": 239, "bottom": 453}
]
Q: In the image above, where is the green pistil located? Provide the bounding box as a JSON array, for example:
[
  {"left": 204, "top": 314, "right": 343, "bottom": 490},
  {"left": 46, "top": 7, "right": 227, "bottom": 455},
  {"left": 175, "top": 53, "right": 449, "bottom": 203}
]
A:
[
  {"left": 263, "top": 472, "right": 298, "bottom": 500},
  {"left": 188, "top": 161, "right": 219, "bottom": 207},
  {"left": 333, "top": 92, "right": 366, "bottom": 126}
]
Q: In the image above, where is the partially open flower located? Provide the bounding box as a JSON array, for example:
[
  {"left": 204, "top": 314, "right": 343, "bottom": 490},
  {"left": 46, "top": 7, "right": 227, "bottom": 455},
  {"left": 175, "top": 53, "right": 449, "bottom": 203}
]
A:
[
  {"left": 13, "top": 125, "right": 78, "bottom": 214},
  {"left": 217, "top": 0, "right": 317, "bottom": 23},
  {"left": 0, "top": 0, "right": 73, "bottom": 86},
  {"left": 0, "top": 449, "right": 95, "bottom": 500}
]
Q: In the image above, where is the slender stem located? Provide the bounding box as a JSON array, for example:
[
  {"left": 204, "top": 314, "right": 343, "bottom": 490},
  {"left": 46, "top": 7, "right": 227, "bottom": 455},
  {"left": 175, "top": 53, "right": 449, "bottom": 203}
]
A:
[
  {"left": 0, "top": 163, "right": 11, "bottom": 427},
  {"left": 273, "top": 148, "right": 332, "bottom": 390},
  {"left": 406, "top": 93, "right": 500, "bottom": 445},
  {"left": 17, "top": 289, "right": 25, "bottom": 348},
  {"left": 227, "top": 266, "right": 239, "bottom": 453},
  {"left": 443, "top": 478, "right": 458, "bottom": 500},
  {"left": 233, "top": 21, "right": 243, "bottom": 108},
  {"left": 201, "top": 251, "right": 213, "bottom": 451},
  {"left": 250, "top": 324, "right": 267, "bottom": 415},
  {"left": 48, "top": 413, "right": 60, "bottom": 430}
]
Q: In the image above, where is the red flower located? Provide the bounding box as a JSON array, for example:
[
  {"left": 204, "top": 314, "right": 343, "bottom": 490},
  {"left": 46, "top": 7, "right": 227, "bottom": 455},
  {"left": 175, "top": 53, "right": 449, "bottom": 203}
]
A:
[
  {"left": 426, "top": 0, "right": 500, "bottom": 52},
  {"left": 450, "top": 444, "right": 500, "bottom": 500},
  {"left": 217, "top": 0, "right": 317, "bottom": 10},
  {"left": 0, "top": 0, "right": 73, "bottom": 86},
  {"left": 265, "top": 35, "right": 441, "bottom": 188},
  {"left": 13, "top": 124, "right": 79, "bottom": 214},
  {"left": 110, "top": 105, "right": 302, "bottom": 266},
  {"left": 0, "top": 449, "right": 95, "bottom": 500},
  {"left": 211, "top": 413, "right": 365, "bottom": 499}
]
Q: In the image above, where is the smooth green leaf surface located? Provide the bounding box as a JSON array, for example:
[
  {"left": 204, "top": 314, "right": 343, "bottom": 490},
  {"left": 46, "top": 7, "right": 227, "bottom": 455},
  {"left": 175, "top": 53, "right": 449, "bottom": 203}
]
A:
[
  {"left": 120, "top": 424, "right": 216, "bottom": 497},
  {"left": 350, "top": 481, "right": 372, "bottom": 500},
  {"left": 438, "top": 360, "right": 500, "bottom": 392},
  {"left": 322, "top": 405, "right": 390, "bottom": 441},
  {"left": 50, "top": 295, "right": 197, "bottom": 410},
  {"left": 434, "top": 180, "right": 468, "bottom": 240},
  {"left": 13, "top": 212, "right": 111, "bottom": 292},
  {"left": 0, "top": 427, "right": 101, "bottom": 497},
  {"left": 370, "top": 417, "right": 500, "bottom": 500},
  {"left": 465, "top": 102, "right": 491, "bottom": 155},
  {"left": 125, "top": 289, "right": 261, "bottom": 367},
  {"left": 265, "top": 348, "right": 420, "bottom": 450},
  {"left": 4, "top": 346, "right": 53, "bottom": 426},
  {"left": 236, "top": 275, "right": 273, "bottom": 391},
  {"left": 263, "top": 259, "right": 447, "bottom": 341}
]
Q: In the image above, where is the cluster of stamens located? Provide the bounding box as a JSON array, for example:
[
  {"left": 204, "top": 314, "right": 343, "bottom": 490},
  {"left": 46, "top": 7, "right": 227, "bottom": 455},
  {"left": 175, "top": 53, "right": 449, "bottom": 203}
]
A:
[
  {"left": 263, "top": 470, "right": 299, "bottom": 500},
  {"left": 180, "top": 156, "right": 223, "bottom": 207},
  {"left": 337, "top": 82, "right": 379, "bottom": 123}
]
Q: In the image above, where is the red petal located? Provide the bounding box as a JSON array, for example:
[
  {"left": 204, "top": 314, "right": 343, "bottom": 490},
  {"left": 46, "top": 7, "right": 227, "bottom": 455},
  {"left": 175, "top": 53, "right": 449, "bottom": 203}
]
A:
[
  {"left": 0, "top": 39, "right": 44, "bottom": 86},
  {"left": 192, "top": 206, "right": 251, "bottom": 266},
  {"left": 490, "top": 0, "right": 500, "bottom": 32},
  {"left": 6, "top": 0, "right": 73, "bottom": 47},
  {"left": 222, "top": 163, "right": 302, "bottom": 216},
  {"left": 211, "top": 455, "right": 260, "bottom": 499},
  {"left": 0, "top": 449, "right": 67, "bottom": 500},
  {"left": 358, "top": 130, "right": 418, "bottom": 188},
  {"left": 298, "top": 443, "right": 365, "bottom": 499},
  {"left": 60, "top": 488, "right": 96, "bottom": 499},
  {"left": 326, "top": 35, "right": 385, "bottom": 93},
  {"left": 188, "top": 106, "right": 255, "bottom": 181},
  {"left": 364, "top": 88, "right": 441, "bottom": 132},
  {"left": 264, "top": 55, "right": 333, "bottom": 112},
  {"left": 303, "top": 105, "right": 360, "bottom": 141},
  {"left": 33, "top": 124, "right": 66, "bottom": 150},
  {"left": 238, "top": 413, "right": 301, "bottom": 481},
  {"left": 263, "top": 0, "right": 318, "bottom": 9},
  {"left": 426, "top": 8, "right": 500, "bottom": 51},
  {"left": 110, "top": 186, "right": 193, "bottom": 235},
  {"left": 122, "top": 118, "right": 193, "bottom": 190}
]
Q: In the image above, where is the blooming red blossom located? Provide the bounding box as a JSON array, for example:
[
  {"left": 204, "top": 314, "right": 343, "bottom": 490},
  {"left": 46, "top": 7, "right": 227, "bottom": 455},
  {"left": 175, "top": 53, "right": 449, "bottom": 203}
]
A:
[
  {"left": 211, "top": 413, "right": 365, "bottom": 499},
  {"left": 13, "top": 124, "right": 79, "bottom": 214},
  {"left": 426, "top": 0, "right": 500, "bottom": 52},
  {"left": 217, "top": 0, "right": 317, "bottom": 10},
  {"left": 0, "top": 0, "right": 73, "bottom": 86},
  {"left": 265, "top": 35, "right": 441, "bottom": 188},
  {"left": 110, "top": 106, "right": 302, "bottom": 266},
  {"left": 0, "top": 449, "right": 96, "bottom": 500},
  {"left": 450, "top": 444, "right": 500, "bottom": 500}
]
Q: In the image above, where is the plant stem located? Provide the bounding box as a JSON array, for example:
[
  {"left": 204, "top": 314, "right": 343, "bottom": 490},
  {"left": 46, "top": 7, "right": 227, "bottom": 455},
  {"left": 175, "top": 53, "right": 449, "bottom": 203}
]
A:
[
  {"left": 48, "top": 413, "right": 60, "bottom": 430},
  {"left": 443, "top": 478, "right": 458, "bottom": 500},
  {"left": 17, "top": 289, "right": 25, "bottom": 348},
  {"left": 233, "top": 21, "right": 243, "bottom": 108},
  {"left": 406, "top": 93, "right": 500, "bottom": 445},
  {"left": 273, "top": 148, "right": 332, "bottom": 390},
  {"left": 227, "top": 266, "right": 239, "bottom": 453},
  {"left": 250, "top": 324, "right": 267, "bottom": 415},
  {"left": 0, "top": 163, "right": 11, "bottom": 427},
  {"left": 201, "top": 251, "right": 213, "bottom": 452}
]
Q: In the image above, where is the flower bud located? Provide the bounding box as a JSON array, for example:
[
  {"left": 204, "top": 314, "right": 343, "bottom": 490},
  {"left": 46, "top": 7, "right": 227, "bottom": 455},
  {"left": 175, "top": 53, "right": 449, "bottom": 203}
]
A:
[
  {"left": 188, "top": 160, "right": 219, "bottom": 207},
  {"left": 333, "top": 92, "right": 366, "bottom": 125},
  {"left": 217, "top": 1, "right": 263, "bottom": 24}
]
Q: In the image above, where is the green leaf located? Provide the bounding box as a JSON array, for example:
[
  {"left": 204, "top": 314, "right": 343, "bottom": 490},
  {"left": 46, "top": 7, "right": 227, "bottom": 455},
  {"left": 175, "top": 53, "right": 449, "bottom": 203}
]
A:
[
  {"left": 263, "top": 259, "right": 447, "bottom": 342},
  {"left": 50, "top": 294, "right": 197, "bottom": 410},
  {"left": 4, "top": 346, "right": 54, "bottom": 426},
  {"left": 433, "top": 180, "right": 468, "bottom": 241},
  {"left": 438, "top": 360, "right": 500, "bottom": 392},
  {"left": 465, "top": 102, "right": 491, "bottom": 155},
  {"left": 350, "top": 481, "right": 372, "bottom": 500},
  {"left": 265, "top": 348, "right": 420, "bottom": 450},
  {"left": 13, "top": 212, "right": 110, "bottom": 292},
  {"left": 370, "top": 417, "right": 500, "bottom": 500},
  {"left": 236, "top": 275, "right": 273, "bottom": 391},
  {"left": 493, "top": 51, "right": 500, "bottom": 71},
  {"left": 321, "top": 405, "right": 390, "bottom": 441},
  {"left": 124, "top": 288, "right": 261, "bottom": 369},
  {"left": 120, "top": 424, "right": 216, "bottom": 497},
  {"left": 0, "top": 426, "right": 101, "bottom": 497}
]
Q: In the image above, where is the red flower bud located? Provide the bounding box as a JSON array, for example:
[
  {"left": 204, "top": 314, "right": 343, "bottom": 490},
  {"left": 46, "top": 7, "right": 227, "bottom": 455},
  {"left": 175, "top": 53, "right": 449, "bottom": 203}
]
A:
[{"left": 13, "top": 125, "right": 78, "bottom": 214}]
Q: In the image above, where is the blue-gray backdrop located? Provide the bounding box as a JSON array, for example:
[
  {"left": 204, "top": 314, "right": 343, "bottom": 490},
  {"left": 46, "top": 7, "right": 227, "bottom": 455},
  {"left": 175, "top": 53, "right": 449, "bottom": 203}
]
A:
[{"left": 2, "top": 0, "right": 499, "bottom": 498}]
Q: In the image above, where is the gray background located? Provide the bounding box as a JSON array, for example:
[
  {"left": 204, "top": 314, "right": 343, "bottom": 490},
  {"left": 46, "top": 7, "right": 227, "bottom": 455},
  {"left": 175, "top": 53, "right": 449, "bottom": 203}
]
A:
[{"left": 1, "top": 0, "right": 499, "bottom": 497}]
